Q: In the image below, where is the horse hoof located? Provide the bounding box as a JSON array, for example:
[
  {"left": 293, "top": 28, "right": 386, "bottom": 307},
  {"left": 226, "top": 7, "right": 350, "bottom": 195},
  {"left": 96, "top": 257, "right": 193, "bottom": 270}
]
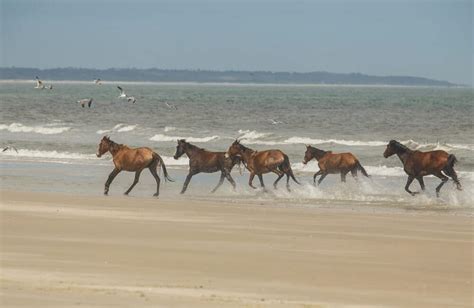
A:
[
  {"left": 410, "top": 192, "right": 419, "bottom": 196},
  {"left": 153, "top": 193, "right": 159, "bottom": 197}
]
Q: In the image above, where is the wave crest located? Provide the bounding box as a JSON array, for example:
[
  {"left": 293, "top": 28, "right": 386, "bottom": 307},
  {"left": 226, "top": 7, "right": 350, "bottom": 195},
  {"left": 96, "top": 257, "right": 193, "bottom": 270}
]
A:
[
  {"left": 150, "top": 134, "right": 219, "bottom": 143},
  {"left": 0, "top": 123, "right": 71, "bottom": 135}
]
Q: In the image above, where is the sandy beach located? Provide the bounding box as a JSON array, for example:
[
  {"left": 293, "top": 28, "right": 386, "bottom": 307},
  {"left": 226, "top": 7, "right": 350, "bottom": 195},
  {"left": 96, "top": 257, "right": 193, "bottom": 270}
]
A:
[{"left": 0, "top": 190, "right": 472, "bottom": 307}]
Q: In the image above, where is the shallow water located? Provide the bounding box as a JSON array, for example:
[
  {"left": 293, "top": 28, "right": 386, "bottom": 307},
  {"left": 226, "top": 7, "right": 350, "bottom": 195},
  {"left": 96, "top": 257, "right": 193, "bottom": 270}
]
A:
[{"left": 1, "top": 81, "right": 473, "bottom": 213}]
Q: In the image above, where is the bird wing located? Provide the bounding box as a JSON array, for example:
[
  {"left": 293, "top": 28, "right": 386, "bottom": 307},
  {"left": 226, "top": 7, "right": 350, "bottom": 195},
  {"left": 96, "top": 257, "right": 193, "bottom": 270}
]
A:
[{"left": 117, "top": 86, "right": 125, "bottom": 95}]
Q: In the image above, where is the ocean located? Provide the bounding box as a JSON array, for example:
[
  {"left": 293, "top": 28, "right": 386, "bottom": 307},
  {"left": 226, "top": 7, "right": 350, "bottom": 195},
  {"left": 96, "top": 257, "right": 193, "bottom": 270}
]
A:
[{"left": 1, "top": 81, "right": 473, "bottom": 213}]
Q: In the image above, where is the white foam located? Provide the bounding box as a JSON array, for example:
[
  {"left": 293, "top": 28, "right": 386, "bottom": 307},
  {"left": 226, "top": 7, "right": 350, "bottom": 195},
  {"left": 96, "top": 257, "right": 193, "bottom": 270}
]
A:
[
  {"left": 0, "top": 123, "right": 71, "bottom": 135},
  {"left": 238, "top": 129, "right": 270, "bottom": 140},
  {"left": 0, "top": 148, "right": 96, "bottom": 160},
  {"left": 150, "top": 134, "right": 219, "bottom": 143},
  {"left": 96, "top": 123, "right": 137, "bottom": 134}
]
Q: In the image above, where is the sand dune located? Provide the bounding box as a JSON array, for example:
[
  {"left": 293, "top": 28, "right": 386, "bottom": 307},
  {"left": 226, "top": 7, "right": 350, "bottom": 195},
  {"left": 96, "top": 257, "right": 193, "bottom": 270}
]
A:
[{"left": 1, "top": 191, "right": 472, "bottom": 307}]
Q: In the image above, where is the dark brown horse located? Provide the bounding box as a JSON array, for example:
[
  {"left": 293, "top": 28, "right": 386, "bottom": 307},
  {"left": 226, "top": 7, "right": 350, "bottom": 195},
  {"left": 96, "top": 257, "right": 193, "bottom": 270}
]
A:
[
  {"left": 174, "top": 139, "right": 238, "bottom": 194},
  {"left": 226, "top": 140, "right": 300, "bottom": 191},
  {"left": 383, "top": 140, "right": 462, "bottom": 197},
  {"left": 303, "top": 145, "right": 369, "bottom": 185},
  {"left": 96, "top": 136, "right": 173, "bottom": 196}
]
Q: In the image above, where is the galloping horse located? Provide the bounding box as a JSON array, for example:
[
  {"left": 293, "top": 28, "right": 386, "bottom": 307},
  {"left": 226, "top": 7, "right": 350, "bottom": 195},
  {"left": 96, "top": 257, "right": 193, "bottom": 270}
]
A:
[
  {"left": 96, "top": 136, "right": 173, "bottom": 196},
  {"left": 174, "top": 139, "right": 239, "bottom": 194},
  {"left": 303, "top": 145, "right": 369, "bottom": 185},
  {"left": 226, "top": 140, "right": 300, "bottom": 191},
  {"left": 383, "top": 140, "right": 462, "bottom": 197}
]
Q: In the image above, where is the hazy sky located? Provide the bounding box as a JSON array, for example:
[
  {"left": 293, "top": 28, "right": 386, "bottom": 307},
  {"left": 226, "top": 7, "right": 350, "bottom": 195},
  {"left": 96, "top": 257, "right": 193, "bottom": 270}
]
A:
[{"left": 1, "top": 0, "right": 472, "bottom": 84}]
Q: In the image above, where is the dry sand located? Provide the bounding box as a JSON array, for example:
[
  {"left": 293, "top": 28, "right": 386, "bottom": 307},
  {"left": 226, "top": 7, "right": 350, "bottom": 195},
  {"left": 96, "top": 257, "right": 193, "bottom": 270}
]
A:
[{"left": 0, "top": 190, "right": 472, "bottom": 307}]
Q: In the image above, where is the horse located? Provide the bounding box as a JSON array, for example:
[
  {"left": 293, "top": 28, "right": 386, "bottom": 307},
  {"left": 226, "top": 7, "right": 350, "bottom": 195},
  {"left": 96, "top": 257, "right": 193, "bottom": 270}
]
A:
[
  {"left": 226, "top": 140, "right": 300, "bottom": 191},
  {"left": 383, "top": 140, "right": 462, "bottom": 197},
  {"left": 96, "top": 136, "right": 173, "bottom": 196},
  {"left": 302, "top": 145, "right": 369, "bottom": 185},
  {"left": 174, "top": 139, "right": 239, "bottom": 194}
]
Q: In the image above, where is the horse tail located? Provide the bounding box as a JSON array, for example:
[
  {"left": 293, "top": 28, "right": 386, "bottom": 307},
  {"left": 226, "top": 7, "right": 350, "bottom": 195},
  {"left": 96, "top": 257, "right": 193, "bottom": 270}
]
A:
[
  {"left": 154, "top": 153, "right": 174, "bottom": 182},
  {"left": 283, "top": 154, "right": 300, "bottom": 185},
  {"left": 356, "top": 160, "right": 370, "bottom": 177},
  {"left": 447, "top": 154, "right": 458, "bottom": 167}
]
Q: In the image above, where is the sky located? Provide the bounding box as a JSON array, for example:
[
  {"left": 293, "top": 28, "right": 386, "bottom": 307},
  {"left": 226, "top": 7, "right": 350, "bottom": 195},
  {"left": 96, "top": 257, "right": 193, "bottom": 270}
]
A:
[{"left": 1, "top": 0, "right": 472, "bottom": 84}]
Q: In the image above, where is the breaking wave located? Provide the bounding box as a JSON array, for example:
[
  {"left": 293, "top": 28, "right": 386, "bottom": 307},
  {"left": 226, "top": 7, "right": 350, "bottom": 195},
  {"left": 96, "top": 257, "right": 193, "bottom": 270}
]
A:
[
  {"left": 0, "top": 123, "right": 71, "bottom": 135},
  {"left": 150, "top": 134, "right": 219, "bottom": 143},
  {"left": 96, "top": 123, "right": 138, "bottom": 134}
]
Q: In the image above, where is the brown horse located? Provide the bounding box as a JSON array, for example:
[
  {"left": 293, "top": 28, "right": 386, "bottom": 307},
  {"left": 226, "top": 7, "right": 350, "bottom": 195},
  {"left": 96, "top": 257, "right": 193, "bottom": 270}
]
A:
[
  {"left": 174, "top": 139, "right": 239, "bottom": 194},
  {"left": 226, "top": 140, "right": 300, "bottom": 191},
  {"left": 96, "top": 136, "right": 173, "bottom": 196},
  {"left": 383, "top": 140, "right": 462, "bottom": 197},
  {"left": 303, "top": 145, "right": 369, "bottom": 185}
]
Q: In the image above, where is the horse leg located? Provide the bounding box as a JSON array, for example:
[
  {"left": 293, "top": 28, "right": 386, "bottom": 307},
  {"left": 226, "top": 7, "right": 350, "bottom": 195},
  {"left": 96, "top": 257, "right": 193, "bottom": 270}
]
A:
[
  {"left": 313, "top": 170, "right": 322, "bottom": 185},
  {"left": 224, "top": 171, "right": 237, "bottom": 190},
  {"left": 317, "top": 173, "right": 328, "bottom": 186},
  {"left": 416, "top": 176, "right": 425, "bottom": 192},
  {"left": 434, "top": 172, "right": 449, "bottom": 198},
  {"left": 149, "top": 165, "right": 161, "bottom": 197},
  {"left": 405, "top": 175, "right": 418, "bottom": 196},
  {"left": 286, "top": 174, "right": 291, "bottom": 192},
  {"left": 443, "top": 166, "right": 462, "bottom": 191},
  {"left": 340, "top": 171, "right": 349, "bottom": 183},
  {"left": 273, "top": 172, "right": 284, "bottom": 189},
  {"left": 257, "top": 174, "right": 266, "bottom": 191},
  {"left": 124, "top": 170, "right": 142, "bottom": 195},
  {"left": 181, "top": 170, "right": 198, "bottom": 194},
  {"left": 211, "top": 172, "right": 226, "bottom": 193},
  {"left": 351, "top": 168, "right": 358, "bottom": 181},
  {"left": 248, "top": 173, "right": 257, "bottom": 189},
  {"left": 104, "top": 168, "right": 121, "bottom": 195}
]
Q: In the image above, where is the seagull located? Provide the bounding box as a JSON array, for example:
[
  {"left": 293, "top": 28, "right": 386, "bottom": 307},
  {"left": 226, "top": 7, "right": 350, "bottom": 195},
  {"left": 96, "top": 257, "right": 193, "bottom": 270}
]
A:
[
  {"left": 268, "top": 118, "right": 285, "bottom": 125},
  {"left": 127, "top": 96, "right": 136, "bottom": 104},
  {"left": 165, "top": 102, "right": 178, "bottom": 110},
  {"left": 2, "top": 146, "right": 18, "bottom": 153},
  {"left": 117, "top": 86, "right": 127, "bottom": 98},
  {"left": 35, "top": 76, "right": 45, "bottom": 89},
  {"left": 77, "top": 98, "right": 94, "bottom": 108},
  {"left": 94, "top": 78, "right": 102, "bottom": 85}
]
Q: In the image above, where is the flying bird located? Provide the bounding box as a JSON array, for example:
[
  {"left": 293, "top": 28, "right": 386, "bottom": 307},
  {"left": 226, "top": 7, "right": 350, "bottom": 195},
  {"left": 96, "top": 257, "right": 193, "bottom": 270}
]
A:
[
  {"left": 117, "top": 86, "right": 127, "bottom": 98},
  {"left": 47, "top": 84, "right": 53, "bottom": 90},
  {"left": 77, "top": 98, "right": 94, "bottom": 108},
  {"left": 127, "top": 96, "right": 136, "bottom": 104},
  {"left": 94, "top": 78, "right": 102, "bottom": 85},
  {"left": 268, "top": 118, "right": 285, "bottom": 125},
  {"left": 34, "top": 76, "right": 45, "bottom": 89},
  {"left": 165, "top": 102, "right": 178, "bottom": 110},
  {"left": 2, "top": 146, "right": 18, "bottom": 153}
]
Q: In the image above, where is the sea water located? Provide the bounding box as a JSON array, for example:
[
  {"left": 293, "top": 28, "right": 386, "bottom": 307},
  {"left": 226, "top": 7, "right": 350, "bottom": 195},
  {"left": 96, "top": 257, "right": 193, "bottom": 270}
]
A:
[{"left": 1, "top": 81, "right": 473, "bottom": 213}]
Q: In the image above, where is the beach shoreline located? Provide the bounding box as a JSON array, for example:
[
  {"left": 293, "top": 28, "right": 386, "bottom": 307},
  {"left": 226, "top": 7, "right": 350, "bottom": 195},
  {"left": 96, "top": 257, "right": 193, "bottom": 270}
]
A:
[{"left": 1, "top": 190, "right": 472, "bottom": 307}]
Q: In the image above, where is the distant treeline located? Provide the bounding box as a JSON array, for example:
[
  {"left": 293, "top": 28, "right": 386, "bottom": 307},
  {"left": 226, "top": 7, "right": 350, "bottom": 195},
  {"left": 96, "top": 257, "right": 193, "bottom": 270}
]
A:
[{"left": 0, "top": 67, "right": 455, "bottom": 86}]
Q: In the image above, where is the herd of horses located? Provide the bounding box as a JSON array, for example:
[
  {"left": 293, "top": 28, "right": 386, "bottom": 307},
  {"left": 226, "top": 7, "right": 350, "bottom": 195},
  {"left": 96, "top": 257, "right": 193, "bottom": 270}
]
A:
[{"left": 96, "top": 136, "right": 462, "bottom": 198}]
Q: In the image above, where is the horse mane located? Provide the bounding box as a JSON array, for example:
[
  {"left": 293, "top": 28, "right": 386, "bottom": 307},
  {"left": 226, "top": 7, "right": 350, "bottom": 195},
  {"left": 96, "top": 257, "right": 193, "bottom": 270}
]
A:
[
  {"left": 106, "top": 138, "right": 124, "bottom": 153},
  {"left": 236, "top": 141, "right": 255, "bottom": 154},
  {"left": 182, "top": 140, "right": 205, "bottom": 152},
  {"left": 309, "top": 145, "right": 327, "bottom": 159},
  {"left": 389, "top": 140, "right": 411, "bottom": 153}
]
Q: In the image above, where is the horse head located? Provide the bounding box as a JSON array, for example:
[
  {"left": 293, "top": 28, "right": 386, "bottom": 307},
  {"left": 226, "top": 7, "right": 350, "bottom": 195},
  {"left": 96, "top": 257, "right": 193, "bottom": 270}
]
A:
[
  {"left": 383, "top": 140, "right": 400, "bottom": 158},
  {"left": 303, "top": 145, "right": 314, "bottom": 164},
  {"left": 97, "top": 136, "right": 111, "bottom": 157},
  {"left": 227, "top": 139, "right": 244, "bottom": 159},
  {"left": 174, "top": 139, "right": 187, "bottom": 159}
]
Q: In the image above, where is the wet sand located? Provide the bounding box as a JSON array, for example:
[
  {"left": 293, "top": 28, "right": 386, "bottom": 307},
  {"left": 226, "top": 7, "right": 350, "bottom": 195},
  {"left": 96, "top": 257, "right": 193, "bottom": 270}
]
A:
[{"left": 0, "top": 190, "right": 472, "bottom": 307}]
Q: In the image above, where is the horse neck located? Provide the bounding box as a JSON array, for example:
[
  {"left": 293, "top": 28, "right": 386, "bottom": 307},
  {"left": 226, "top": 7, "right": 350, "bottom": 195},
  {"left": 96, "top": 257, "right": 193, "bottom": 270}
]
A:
[
  {"left": 394, "top": 147, "right": 412, "bottom": 165},
  {"left": 311, "top": 147, "right": 327, "bottom": 160},
  {"left": 108, "top": 141, "right": 123, "bottom": 157},
  {"left": 184, "top": 143, "right": 201, "bottom": 158},
  {"left": 239, "top": 146, "right": 255, "bottom": 163}
]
